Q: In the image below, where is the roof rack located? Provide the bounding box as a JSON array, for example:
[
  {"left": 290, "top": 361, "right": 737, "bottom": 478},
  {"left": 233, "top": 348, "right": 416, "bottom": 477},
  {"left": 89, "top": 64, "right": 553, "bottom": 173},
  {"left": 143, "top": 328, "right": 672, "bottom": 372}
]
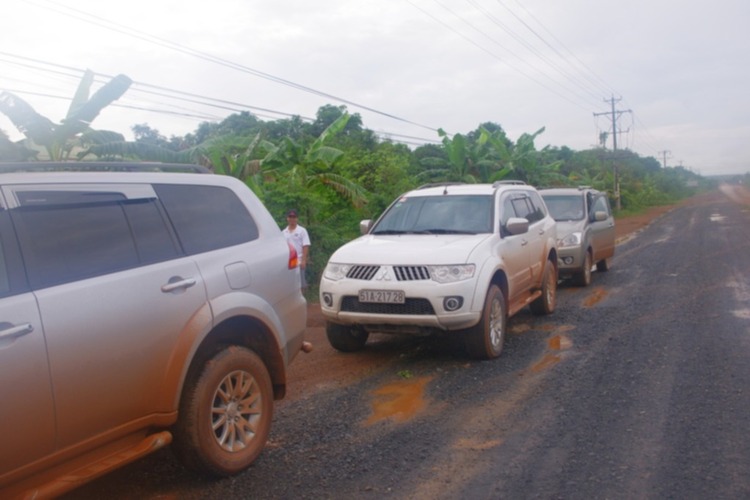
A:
[
  {"left": 0, "top": 162, "right": 211, "bottom": 174},
  {"left": 416, "top": 182, "right": 466, "bottom": 190},
  {"left": 492, "top": 180, "right": 526, "bottom": 187}
]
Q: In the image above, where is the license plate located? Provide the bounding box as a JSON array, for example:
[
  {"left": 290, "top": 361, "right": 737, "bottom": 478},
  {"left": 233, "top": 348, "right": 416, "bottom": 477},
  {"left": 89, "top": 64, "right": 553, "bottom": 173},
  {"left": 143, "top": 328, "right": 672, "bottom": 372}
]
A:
[{"left": 358, "top": 289, "right": 405, "bottom": 304}]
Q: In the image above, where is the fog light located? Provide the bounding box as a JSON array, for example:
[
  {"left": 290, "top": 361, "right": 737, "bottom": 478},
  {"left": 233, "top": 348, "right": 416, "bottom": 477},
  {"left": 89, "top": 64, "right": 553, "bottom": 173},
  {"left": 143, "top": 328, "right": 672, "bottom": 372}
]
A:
[
  {"left": 322, "top": 292, "right": 333, "bottom": 307},
  {"left": 563, "top": 257, "right": 574, "bottom": 265},
  {"left": 443, "top": 296, "right": 463, "bottom": 312}
]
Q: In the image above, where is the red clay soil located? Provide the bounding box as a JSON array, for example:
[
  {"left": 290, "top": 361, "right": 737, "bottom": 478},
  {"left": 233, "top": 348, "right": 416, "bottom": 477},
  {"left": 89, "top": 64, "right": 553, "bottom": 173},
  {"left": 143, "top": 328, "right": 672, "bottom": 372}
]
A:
[{"left": 282, "top": 187, "right": 749, "bottom": 404}]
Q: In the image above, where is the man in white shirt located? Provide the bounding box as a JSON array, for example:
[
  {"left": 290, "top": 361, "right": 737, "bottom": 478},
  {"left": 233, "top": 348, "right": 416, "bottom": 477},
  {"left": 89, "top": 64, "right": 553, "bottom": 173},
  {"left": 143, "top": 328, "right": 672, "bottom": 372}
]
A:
[{"left": 282, "top": 209, "right": 311, "bottom": 291}]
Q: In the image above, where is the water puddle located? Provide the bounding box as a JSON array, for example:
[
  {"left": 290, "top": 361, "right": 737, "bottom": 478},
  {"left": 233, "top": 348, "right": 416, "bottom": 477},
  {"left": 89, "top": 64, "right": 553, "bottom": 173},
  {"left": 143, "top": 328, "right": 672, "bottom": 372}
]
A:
[
  {"left": 365, "top": 375, "right": 432, "bottom": 425},
  {"left": 453, "top": 437, "right": 503, "bottom": 450},
  {"left": 709, "top": 213, "right": 726, "bottom": 222},
  {"left": 509, "top": 323, "right": 531, "bottom": 335},
  {"left": 582, "top": 287, "right": 608, "bottom": 307}
]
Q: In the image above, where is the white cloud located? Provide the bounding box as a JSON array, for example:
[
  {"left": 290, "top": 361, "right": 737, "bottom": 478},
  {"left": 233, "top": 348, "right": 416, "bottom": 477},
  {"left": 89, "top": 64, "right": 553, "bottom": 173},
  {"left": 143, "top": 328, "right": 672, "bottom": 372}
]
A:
[{"left": 1, "top": 0, "right": 749, "bottom": 175}]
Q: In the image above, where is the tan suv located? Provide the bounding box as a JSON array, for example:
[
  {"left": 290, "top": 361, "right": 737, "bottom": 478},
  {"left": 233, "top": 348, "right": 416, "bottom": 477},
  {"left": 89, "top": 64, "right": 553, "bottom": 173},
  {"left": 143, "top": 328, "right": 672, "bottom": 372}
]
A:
[{"left": 0, "top": 163, "right": 308, "bottom": 498}]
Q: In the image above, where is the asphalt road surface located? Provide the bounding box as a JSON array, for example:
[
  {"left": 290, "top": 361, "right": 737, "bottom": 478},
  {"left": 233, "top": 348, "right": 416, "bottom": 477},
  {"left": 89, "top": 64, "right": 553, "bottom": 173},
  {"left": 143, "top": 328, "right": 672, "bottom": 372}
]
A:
[{"left": 68, "top": 187, "right": 750, "bottom": 499}]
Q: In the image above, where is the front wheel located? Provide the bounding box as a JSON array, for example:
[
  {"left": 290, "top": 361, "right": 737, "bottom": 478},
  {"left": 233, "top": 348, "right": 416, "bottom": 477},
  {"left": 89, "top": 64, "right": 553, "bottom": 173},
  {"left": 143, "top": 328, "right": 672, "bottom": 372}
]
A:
[
  {"left": 572, "top": 250, "right": 592, "bottom": 287},
  {"left": 326, "top": 322, "right": 369, "bottom": 352},
  {"left": 172, "top": 346, "right": 273, "bottom": 477},
  {"left": 530, "top": 260, "right": 557, "bottom": 315},
  {"left": 464, "top": 284, "right": 507, "bottom": 360}
]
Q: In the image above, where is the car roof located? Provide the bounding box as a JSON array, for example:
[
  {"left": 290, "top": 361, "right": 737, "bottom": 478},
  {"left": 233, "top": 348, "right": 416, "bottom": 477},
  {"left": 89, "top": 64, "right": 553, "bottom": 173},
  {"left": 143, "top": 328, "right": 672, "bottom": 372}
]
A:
[
  {"left": 405, "top": 181, "right": 534, "bottom": 197},
  {"left": 539, "top": 187, "right": 600, "bottom": 196}
]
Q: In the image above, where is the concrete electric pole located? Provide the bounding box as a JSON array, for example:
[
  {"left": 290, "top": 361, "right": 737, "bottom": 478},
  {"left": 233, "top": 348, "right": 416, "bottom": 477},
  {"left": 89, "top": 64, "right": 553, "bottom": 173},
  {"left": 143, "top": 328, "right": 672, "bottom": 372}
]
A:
[{"left": 593, "top": 96, "right": 632, "bottom": 210}]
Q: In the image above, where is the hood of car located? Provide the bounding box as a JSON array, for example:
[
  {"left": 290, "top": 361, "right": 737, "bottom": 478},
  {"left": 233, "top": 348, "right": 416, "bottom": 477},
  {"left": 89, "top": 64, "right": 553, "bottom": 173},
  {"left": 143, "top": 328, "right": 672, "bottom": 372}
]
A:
[
  {"left": 329, "top": 233, "right": 491, "bottom": 265},
  {"left": 555, "top": 219, "right": 585, "bottom": 235}
]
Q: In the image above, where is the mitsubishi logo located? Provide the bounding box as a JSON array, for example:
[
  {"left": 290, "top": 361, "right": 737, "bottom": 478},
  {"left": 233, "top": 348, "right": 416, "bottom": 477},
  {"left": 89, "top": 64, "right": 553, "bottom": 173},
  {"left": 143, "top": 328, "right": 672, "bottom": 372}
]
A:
[{"left": 375, "top": 267, "right": 392, "bottom": 281}]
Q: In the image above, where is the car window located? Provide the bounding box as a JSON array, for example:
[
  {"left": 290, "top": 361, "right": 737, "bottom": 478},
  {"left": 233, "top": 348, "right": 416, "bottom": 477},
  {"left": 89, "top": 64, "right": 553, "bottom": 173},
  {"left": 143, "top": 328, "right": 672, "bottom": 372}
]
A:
[
  {"left": 591, "top": 195, "right": 610, "bottom": 217},
  {"left": 372, "top": 195, "right": 493, "bottom": 234},
  {"left": 12, "top": 192, "right": 179, "bottom": 290},
  {"left": 526, "top": 192, "right": 547, "bottom": 224},
  {"left": 542, "top": 194, "right": 585, "bottom": 221},
  {"left": 154, "top": 184, "right": 259, "bottom": 254},
  {"left": 0, "top": 195, "right": 28, "bottom": 298}
]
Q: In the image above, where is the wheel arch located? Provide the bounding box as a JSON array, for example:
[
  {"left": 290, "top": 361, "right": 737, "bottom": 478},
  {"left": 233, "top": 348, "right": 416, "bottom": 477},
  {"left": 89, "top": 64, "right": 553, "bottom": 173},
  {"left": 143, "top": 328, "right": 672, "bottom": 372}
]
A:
[{"left": 182, "top": 316, "right": 287, "bottom": 404}]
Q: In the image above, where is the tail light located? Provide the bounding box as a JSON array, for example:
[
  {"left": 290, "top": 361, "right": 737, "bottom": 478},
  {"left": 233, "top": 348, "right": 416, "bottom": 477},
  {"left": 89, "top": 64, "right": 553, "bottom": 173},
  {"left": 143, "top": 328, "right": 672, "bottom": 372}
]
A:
[{"left": 287, "top": 241, "right": 299, "bottom": 269}]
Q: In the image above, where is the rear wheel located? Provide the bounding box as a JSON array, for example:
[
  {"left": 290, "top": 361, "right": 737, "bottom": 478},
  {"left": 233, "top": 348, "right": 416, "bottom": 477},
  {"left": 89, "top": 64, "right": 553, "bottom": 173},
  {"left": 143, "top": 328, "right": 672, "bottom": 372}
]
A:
[
  {"left": 172, "top": 346, "right": 273, "bottom": 477},
  {"left": 326, "top": 322, "right": 369, "bottom": 352},
  {"left": 572, "top": 250, "right": 592, "bottom": 287},
  {"left": 464, "top": 284, "right": 506, "bottom": 360},
  {"left": 530, "top": 261, "right": 557, "bottom": 315}
]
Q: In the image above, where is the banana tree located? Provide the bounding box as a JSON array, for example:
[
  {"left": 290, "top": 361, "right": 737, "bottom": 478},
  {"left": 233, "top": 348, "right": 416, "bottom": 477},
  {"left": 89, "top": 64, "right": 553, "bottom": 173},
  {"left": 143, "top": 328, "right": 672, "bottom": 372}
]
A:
[
  {"left": 481, "top": 126, "right": 566, "bottom": 186},
  {"left": 263, "top": 112, "right": 368, "bottom": 209},
  {"left": 0, "top": 70, "right": 132, "bottom": 160}
]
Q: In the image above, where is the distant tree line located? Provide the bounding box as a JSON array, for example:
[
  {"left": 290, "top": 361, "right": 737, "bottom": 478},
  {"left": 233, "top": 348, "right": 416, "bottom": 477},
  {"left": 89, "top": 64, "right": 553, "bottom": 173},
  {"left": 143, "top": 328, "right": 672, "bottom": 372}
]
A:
[{"left": 0, "top": 74, "right": 718, "bottom": 296}]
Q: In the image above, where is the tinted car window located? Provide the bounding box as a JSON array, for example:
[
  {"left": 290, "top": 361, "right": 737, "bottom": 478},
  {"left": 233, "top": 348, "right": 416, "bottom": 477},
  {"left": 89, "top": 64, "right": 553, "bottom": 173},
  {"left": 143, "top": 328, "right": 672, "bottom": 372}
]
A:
[
  {"left": 12, "top": 194, "right": 178, "bottom": 289},
  {"left": 155, "top": 184, "right": 259, "bottom": 254},
  {"left": 0, "top": 198, "right": 28, "bottom": 298},
  {"left": 526, "top": 192, "right": 547, "bottom": 224}
]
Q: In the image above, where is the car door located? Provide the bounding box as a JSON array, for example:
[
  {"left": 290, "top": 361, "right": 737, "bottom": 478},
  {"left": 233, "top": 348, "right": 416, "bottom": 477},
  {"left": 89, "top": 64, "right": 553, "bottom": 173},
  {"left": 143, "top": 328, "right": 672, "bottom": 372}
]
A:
[
  {"left": 0, "top": 197, "right": 55, "bottom": 477},
  {"left": 589, "top": 194, "right": 616, "bottom": 260},
  {"left": 498, "top": 193, "right": 532, "bottom": 300},
  {"left": 5, "top": 183, "right": 208, "bottom": 449},
  {"left": 525, "top": 191, "right": 552, "bottom": 283}
]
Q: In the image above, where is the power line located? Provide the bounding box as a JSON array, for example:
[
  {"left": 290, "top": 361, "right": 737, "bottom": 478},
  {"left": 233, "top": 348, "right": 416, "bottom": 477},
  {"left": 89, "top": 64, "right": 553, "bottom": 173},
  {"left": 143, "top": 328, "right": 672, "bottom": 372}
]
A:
[{"left": 21, "top": 0, "right": 440, "bottom": 135}]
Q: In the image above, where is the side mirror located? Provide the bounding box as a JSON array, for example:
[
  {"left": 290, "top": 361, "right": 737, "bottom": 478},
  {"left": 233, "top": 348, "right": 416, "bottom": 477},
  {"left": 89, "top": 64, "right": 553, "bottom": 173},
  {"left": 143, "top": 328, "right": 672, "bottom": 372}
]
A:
[
  {"left": 593, "top": 211, "right": 607, "bottom": 222},
  {"left": 360, "top": 219, "right": 373, "bottom": 235},
  {"left": 505, "top": 217, "right": 529, "bottom": 236}
]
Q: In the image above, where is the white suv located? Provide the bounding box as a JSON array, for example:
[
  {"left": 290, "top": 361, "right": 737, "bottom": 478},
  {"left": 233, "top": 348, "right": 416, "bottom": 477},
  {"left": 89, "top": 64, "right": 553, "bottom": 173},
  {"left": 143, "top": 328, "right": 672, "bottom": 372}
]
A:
[{"left": 319, "top": 181, "right": 558, "bottom": 360}]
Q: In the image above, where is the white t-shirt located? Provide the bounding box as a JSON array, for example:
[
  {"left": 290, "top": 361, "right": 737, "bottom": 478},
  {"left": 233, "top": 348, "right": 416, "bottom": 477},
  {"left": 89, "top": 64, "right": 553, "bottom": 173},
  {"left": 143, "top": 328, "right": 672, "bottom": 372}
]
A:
[{"left": 283, "top": 225, "right": 311, "bottom": 263}]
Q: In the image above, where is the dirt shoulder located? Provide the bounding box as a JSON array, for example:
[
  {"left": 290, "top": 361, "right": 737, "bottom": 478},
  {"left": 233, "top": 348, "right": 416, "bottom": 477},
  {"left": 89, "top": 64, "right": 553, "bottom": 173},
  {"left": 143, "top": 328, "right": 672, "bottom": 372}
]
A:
[{"left": 284, "top": 189, "right": 742, "bottom": 404}]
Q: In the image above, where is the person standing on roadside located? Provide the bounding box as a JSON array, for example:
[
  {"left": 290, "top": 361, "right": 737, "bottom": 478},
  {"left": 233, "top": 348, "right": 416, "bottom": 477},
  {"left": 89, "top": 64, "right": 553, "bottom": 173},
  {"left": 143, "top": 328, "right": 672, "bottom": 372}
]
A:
[{"left": 282, "top": 209, "right": 311, "bottom": 291}]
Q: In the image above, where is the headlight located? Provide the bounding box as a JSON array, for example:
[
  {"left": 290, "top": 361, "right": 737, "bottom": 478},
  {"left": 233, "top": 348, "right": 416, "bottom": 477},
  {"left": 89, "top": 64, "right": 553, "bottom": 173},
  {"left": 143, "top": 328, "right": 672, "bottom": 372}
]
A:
[
  {"left": 323, "top": 262, "right": 351, "bottom": 281},
  {"left": 558, "top": 232, "right": 582, "bottom": 248},
  {"left": 429, "top": 264, "right": 475, "bottom": 283}
]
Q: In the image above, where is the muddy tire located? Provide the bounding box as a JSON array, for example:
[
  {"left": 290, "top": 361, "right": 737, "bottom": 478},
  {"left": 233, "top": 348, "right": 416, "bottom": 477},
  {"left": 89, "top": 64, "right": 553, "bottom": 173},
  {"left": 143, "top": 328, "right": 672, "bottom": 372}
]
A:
[
  {"left": 596, "top": 257, "right": 611, "bottom": 272},
  {"left": 326, "top": 322, "right": 369, "bottom": 352},
  {"left": 172, "top": 346, "right": 273, "bottom": 477},
  {"left": 464, "top": 284, "right": 507, "bottom": 360},
  {"left": 530, "top": 260, "right": 557, "bottom": 315},
  {"left": 572, "top": 250, "right": 592, "bottom": 287}
]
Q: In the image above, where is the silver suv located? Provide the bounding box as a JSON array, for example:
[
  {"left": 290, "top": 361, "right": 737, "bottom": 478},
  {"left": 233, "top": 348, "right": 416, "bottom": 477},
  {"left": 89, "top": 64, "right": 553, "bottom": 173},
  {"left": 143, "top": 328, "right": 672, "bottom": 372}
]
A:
[
  {"left": 0, "top": 163, "right": 308, "bottom": 498},
  {"left": 540, "top": 187, "right": 615, "bottom": 286},
  {"left": 319, "top": 181, "right": 558, "bottom": 360}
]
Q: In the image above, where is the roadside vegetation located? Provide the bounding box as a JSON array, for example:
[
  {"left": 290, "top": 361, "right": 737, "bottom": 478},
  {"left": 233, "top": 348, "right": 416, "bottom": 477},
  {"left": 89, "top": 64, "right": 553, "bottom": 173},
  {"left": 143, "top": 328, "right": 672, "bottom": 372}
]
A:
[{"left": 0, "top": 76, "right": 723, "bottom": 298}]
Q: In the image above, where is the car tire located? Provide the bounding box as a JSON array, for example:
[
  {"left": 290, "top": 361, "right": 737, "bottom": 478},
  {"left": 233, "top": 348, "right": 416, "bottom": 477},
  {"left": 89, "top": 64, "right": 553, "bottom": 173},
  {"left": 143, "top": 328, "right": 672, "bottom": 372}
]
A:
[
  {"left": 326, "top": 322, "right": 369, "bottom": 352},
  {"left": 530, "top": 260, "right": 557, "bottom": 315},
  {"left": 596, "top": 257, "right": 611, "bottom": 272},
  {"left": 464, "top": 284, "right": 506, "bottom": 360},
  {"left": 172, "top": 346, "right": 273, "bottom": 477},
  {"left": 573, "top": 250, "right": 592, "bottom": 287}
]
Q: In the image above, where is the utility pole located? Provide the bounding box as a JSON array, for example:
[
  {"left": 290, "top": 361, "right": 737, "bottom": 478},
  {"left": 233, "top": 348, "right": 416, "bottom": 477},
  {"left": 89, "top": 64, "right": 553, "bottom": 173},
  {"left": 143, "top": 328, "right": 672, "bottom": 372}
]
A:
[
  {"left": 658, "top": 150, "right": 672, "bottom": 168},
  {"left": 593, "top": 96, "right": 631, "bottom": 210}
]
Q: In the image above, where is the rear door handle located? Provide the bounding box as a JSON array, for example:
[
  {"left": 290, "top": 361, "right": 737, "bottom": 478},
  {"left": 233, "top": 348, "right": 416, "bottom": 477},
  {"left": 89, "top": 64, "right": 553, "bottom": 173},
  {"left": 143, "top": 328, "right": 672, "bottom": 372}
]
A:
[
  {"left": 0, "top": 323, "right": 34, "bottom": 340},
  {"left": 161, "top": 278, "right": 197, "bottom": 293}
]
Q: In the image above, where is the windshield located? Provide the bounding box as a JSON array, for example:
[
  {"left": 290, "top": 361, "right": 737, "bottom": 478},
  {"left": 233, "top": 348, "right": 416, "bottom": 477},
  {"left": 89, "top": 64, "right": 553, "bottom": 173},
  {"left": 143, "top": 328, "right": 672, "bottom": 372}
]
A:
[
  {"left": 372, "top": 194, "right": 493, "bottom": 234},
  {"left": 542, "top": 194, "right": 585, "bottom": 221}
]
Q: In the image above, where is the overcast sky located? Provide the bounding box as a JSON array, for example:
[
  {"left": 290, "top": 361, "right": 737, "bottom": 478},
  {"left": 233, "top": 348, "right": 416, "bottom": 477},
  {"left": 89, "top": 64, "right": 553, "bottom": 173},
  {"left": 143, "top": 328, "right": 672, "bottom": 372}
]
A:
[{"left": 2, "top": 0, "right": 748, "bottom": 175}]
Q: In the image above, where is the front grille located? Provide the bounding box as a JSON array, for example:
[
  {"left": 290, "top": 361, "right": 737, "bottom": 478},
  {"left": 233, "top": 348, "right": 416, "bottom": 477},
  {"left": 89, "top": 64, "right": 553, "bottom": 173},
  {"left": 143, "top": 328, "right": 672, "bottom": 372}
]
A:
[
  {"left": 347, "top": 265, "right": 380, "bottom": 280},
  {"left": 393, "top": 266, "right": 430, "bottom": 281},
  {"left": 341, "top": 296, "right": 435, "bottom": 315}
]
